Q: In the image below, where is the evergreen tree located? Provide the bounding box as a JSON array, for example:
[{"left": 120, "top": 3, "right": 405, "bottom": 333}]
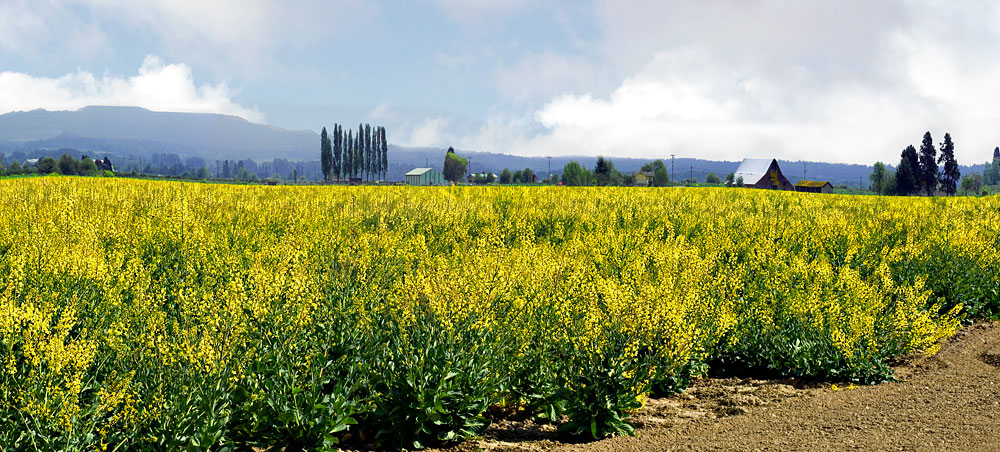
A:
[
  {"left": 499, "top": 168, "right": 513, "bottom": 184},
  {"left": 896, "top": 145, "right": 919, "bottom": 195},
  {"left": 356, "top": 124, "right": 364, "bottom": 179},
  {"left": 937, "top": 133, "right": 960, "bottom": 196},
  {"left": 995, "top": 146, "right": 1000, "bottom": 161},
  {"left": 333, "top": 124, "right": 342, "bottom": 180},
  {"left": 365, "top": 124, "right": 372, "bottom": 181},
  {"left": 593, "top": 156, "right": 615, "bottom": 185},
  {"left": 380, "top": 127, "right": 389, "bottom": 181},
  {"left": 320, "top": 127, "right": 332, "bottom": 182},
  {"left": 222, "top": 160, "right": 231, "bottom": 179},
  {"left": 346, "top": 130, "right": 354, "bottom": 178},
  {"left": 918, "top": 131, "right": 937, "bottom": 195}
]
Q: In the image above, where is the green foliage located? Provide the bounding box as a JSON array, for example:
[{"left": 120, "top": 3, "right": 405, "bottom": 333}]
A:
[
  {"left": 443, "top": 147, "right": 468, "bottom": 183},
  {"left": 561, "top": 161, "right": 589, "bottom": 186},
  {"left": 725, "top": 171, "right": 735, "bottom": 187},
  {"left": 552, "top": 328, "right": 651, "bottom": 439},
  {"left": 593, "top": 156, "right": 623, "bottom": 186},
  {"left": 918, "top": 131, "right": 938, "bottom": 196},
  {"left": 896, "top": 145, "right": 920, "bottom": 195},
  {"left": 937, "top": 133, "right": 959, "bottom": 196},
  {"left": 705, "top": 172, "right": 721, "bottom": 184},
  {"left": 321, "top": 127, "right": 333, "bottom": 182},
  {"left": 640, "top": 159, "right": 666, "bottom": 173},
  {"left": 961, "top": 173, "right": 983, "bottom": 196},
  {"left": 362, "top": 311, "right": 499, "bottom": 449},
  {"left": 653, "top": 166, "right": 669, "bottom": 187},
  {"left": 79, "top": 157, "right": 98, "bottom": 176},
  {"left": 37, "top": 157, "right": 57, "bottom": 174},
  {"left": 870, "top": 161, "right": 887, "bottom": 194},
  {"left": 58, "top": 153, "right": 79, "bottom": 175},
  {"left": 499, "top": 168, "right": 513, "bottom": 184}
]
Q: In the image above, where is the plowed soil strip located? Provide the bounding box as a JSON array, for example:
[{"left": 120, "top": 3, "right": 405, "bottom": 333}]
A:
[{"left": 454, "top": 322, "right": 1000, "bottom": 452}]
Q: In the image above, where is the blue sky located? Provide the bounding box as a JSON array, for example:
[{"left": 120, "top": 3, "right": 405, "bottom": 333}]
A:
[{"left": 3, "top": 1, "right": 1000, "bottom": 164}]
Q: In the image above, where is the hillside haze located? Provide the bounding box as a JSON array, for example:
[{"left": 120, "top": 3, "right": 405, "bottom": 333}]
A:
[
  {"left": 4, "top": 105, "right": 976, "bottom": 186},
  {"left": 0, "top": 106, "right": 318, "bottom": 161}
]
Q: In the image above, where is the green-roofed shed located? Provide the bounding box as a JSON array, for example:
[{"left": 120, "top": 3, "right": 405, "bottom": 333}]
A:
[
  {"left": 405, "top": 168, "right": 446, "bottom": 186},
  {"left": 794, "top": 180, "right": 834, "bottom": 194}
]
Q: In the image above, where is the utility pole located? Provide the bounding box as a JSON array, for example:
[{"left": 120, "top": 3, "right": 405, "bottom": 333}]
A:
[
  {"left": 803, "top": 162, "right": 807, "bottom": 182},
  {"left": 690, "top": 166, "right": 693, "bottom": 186},
  {"left": 547, "top": 156, "right": 552, "bottom": 183},
  {"left": 425, "top": 157, "right": 429, "bottom": 167},
  {"left": 670, "top": 154, "right": 675, "bottom": 184}
]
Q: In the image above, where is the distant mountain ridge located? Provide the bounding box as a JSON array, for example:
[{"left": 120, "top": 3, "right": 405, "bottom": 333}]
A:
[
  {"left": 1, "top": 106, "right": 988, "bottom": 184},
  {"left": 0, "top": 106, "right": 318, "bottom": 161}
]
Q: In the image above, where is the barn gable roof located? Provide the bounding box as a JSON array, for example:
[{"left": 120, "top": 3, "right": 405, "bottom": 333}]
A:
[
  {"left": 795, "top": 180, "right": 832, "bottom": 188},
  {"left": 405, "top": 168, "right": 434, "bottom": 176},
  {"left": 734, "top": 158, "right": 777, "bottom": 184}
]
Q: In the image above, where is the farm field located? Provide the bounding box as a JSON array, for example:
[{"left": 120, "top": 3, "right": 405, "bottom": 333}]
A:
[{"left": 1, "top": 177, "right": 999, "bottom": 450}]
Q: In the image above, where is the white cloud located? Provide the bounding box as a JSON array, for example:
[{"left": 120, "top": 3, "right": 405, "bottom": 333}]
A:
[
  {"left": 494, "top": 51, "right": 608, "bottom": 104},
  {"left": 461, "top": 1, "right": 1000, "bottom": 165},
  {"left": 1, "top": 0, "right": 375, "bottom": 75},
  {"left": 0, "top": 56, "right": 263, "bottom": 122},
  {"left": 432, "top": 0, "right": 530, "bottom": 23},
  {"left": 402, "top": 116, "right": 451, "bottom": 148}
]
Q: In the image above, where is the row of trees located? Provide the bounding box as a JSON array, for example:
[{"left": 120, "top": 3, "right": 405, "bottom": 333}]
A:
[
  {"left": 320, "top": 124, "right": 388, "bottom": 182},
  {"left": 870, "top": 132, "right": 961, "bottom": 196},
  {"left": 2, "top": 154, "right": 114, "bottom": 177},
  {"left": 498, "top": 168, "right": 536, "bottom": 184},
  {"left": 983, "top": 147, "right": 1000, "bottom": 185}
]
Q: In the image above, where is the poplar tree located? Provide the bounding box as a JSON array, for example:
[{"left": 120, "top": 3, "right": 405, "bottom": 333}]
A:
[
  {"left": 320, "top": 127, "right": 332, "bottom": 182},
  {"left": 346, "top": 130, "right": 354, "bottom": 179},
  {"left": 381, "top": 126, "right": 388, "bottom": 181},
  {"left": 356, "top": 124, "right": 364, "bottom": 179},
  {"left": 364, "top": 124, "right": 372, "bottom": 181},
  {"left": 331, "top": 125, "right": 340, "bottom": 180}
]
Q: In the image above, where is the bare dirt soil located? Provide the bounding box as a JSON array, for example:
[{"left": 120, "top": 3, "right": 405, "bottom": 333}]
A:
[{"left": 445, "top": 321, "right": 1000, "bottom": 452}]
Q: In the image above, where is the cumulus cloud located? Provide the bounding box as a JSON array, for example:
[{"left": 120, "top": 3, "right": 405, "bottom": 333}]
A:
[
  {"left": 472, "top": 1, "right": 1000, "bottom": 164},
  {"left": 0, "top": 56, "right": 263, "bottom": 122},
  {"left": 1, "top": 0, "right": 375, "bottom": 74}
]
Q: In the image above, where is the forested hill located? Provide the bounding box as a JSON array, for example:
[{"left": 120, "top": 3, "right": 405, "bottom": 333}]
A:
[
  {"left": 1, "top": 107, "right": 988, "bottom": 184},
  {"left": 0, "top": 106, "right": 318, "bottom": 161}
]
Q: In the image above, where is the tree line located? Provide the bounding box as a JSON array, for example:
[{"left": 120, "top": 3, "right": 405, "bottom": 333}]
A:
[
  {"left": 869, "top": 131, "right": 961, "bottom": 196},
  {"left": 321, "top": 124, "right": 388, "bottom": 182},
  {"left": 1, "top": 153, "right": 114, "bottom": 177}
]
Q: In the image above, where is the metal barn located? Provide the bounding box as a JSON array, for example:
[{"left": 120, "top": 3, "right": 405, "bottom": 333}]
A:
[
  {"left": 734, "top": 158, "right": 795, "bottom": 191},
  {"left": 404, "top": 168, "right": 446, "bottom": 186}
]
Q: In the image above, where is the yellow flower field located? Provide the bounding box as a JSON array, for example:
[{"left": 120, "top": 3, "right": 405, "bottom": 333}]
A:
[{"left": 0, "top": 177, "right": 996, "bottom": 449}]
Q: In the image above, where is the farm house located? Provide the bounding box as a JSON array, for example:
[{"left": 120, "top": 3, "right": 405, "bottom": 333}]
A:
[
  {"left": 404, "top": 167, "right": 446, "bottom": 185},
  {"left": 734, "top": 158, "right": 795, "bottom": 191},
  {"left": 795, "top": 180, "right": 834, "bottom": 194},
  {"left": 632, "top": 171, "right": 655, "bottom": 186}
]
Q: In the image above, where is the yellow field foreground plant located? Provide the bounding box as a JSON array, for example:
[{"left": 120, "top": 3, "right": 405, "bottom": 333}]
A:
[{"left": 0, "top": 177, "right": 993, "bottom": 449}]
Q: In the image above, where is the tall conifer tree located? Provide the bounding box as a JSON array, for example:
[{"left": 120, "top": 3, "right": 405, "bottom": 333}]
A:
[
  {"left": 937, "top": 133, "right": 960, "bottom": 196},
  {"left": 320, "top": 127, "right": 332, "bottom": 182},
  {"left": 918, "top": 131, "right": 938, "bottom": 196},
  {"left": 381, "top": 126, "right": 388, "bottom": 181}
]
